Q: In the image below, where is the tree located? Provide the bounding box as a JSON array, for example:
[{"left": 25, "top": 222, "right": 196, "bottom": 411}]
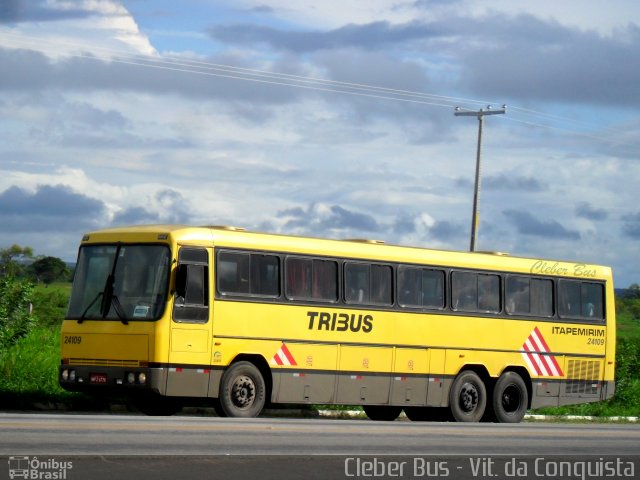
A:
[
  {"left": 0, "top": 244, "right": 34, "bottom": 278},
  {"left": 29, "top": 256, "right": 70, "bottom": 285},
  {"left": 628, "top": 284, "right": 640, "bottom": 299}
]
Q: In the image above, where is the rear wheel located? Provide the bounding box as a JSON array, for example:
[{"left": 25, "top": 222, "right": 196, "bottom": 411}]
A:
[
  {"left": 492, "top": 372, "right": 528, "bottom": 423},
  {"left": 449, "top": 370, "right": 486, "bottom": 422},
  {"left": 219, "top": 361, "right": 266, "bottom": 418},
  {"left": 363, "top": 405, "right": 402, "bottom": 421}
]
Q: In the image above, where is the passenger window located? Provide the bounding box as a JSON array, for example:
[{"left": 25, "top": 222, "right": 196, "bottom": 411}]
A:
[
  {"left": 251, "top": 254, "right": 280, "bottom": 296},
  {"left": 558, "top": 280, "right": 604, "bottom": 320},
  {"left": 506, "top": 276, "right": 554, "bottom": 317},
  {"left": 506, "top": 276, "right": 530, "bottom": 314},
  {"left": 345, "top": 263, "right": 392, "bottom": 306},
  {"left": 531, "top": 278, "right": 553, "bottom": 316},
  {"left": 312, "top": 259, "right": 338, "bottom": 301},
  {"left": 285, "top": 257, "right": 338, "bottom": 302},
  {"left": 478, "top": 274, "right": 500, "bottom": 312},
  {"left": 217, "top": 251, "right": 250, "bottom": 294},
  {"left": 345, "top": 263, "right": 370, "bottom": 304},
  {"left": 398, "top": 267, "right": 444, "bottom": 309},
  {"left": 452, "top": 271, "right": 500, "bottom": 313},
  {"left": 559, "top": 280, "right": 582, "bottom": 318},
  {"left": 581, "top": 282, "right": 604, "bottom": 319},
  {"left": 217, "top": 251, "right": 280, "bottom": 297},
  {"left": 452, "top": 272, "right": 477, "bottom": 311},
  {"left": 285, "top": 258, "right": 311, "bottom": 299}
]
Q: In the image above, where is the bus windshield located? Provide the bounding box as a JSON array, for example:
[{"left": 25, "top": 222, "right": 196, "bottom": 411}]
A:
[{"left": 67, "top": 244, "right": 171, "bottom": 322}]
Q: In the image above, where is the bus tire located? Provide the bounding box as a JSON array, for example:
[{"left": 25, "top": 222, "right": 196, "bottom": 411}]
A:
[
  {"left": 492, "top": 371, "right": 528, "bottom": 423},
  {"left": 449, "top": 370, "right": 486, "bottom": 422},
  {"left": 219, "top": 361, "right": 266, "bottom": 418},
  {"left": 363, "top": 405, "right": 402, "bottom": 421}
]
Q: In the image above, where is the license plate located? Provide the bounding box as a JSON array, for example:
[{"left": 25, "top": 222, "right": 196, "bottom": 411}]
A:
[{"left": 90, "top": 373, "right": 107, "bottom": 384}]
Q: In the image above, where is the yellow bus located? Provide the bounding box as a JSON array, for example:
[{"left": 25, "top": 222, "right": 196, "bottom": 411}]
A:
[{"left": 59, "top": 225, "right": 615, "bottom": 422}]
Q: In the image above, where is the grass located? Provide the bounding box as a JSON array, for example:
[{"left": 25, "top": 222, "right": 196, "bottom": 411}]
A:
[
  {"left": 0, "top": 326, "right": 70, "bottom": 405},
  {"left": 616, "top": 308, "right": 640, "bottom": 340},
  {"left": 0, "top": 324, "right": 106, "bottom": 411}
]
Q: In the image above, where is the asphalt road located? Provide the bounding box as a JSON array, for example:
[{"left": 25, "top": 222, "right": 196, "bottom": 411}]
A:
[
  {"left": 1, "top": 413, "right": 639, "bottom": 480},
  {"left": 1, "top": 412, "right": 639, "bottom": 455}
]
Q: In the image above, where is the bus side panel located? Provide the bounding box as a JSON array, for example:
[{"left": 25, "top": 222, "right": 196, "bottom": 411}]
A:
[
  {"left": 426, "top": 349, "right": 447, "bottom": 407},
  {"left": 275, "top": 344, "right": 338, "bottom": 403},
  {"left": 336, "top": 346, "right": 393, "bottom": 404},
  {"left": 531, "top": 378, "right": 561, "bottom": 408},
  {"left": 390, "top": 348, "right": 429, "bottom": 406}
]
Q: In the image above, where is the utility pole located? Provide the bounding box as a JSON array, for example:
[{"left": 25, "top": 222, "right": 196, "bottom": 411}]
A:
[{"left": 454, "top": 105, "right": 506, "bottom": 252}]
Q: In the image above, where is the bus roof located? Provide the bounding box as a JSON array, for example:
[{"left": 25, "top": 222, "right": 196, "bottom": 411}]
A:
[{"left": 80, "top": 224, "right": 612, "bottom": 281}]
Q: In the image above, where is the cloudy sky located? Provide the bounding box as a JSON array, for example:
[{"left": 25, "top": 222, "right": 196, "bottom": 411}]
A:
[{"left": 0, "top": 0, "right": 639, "bottom": 287}]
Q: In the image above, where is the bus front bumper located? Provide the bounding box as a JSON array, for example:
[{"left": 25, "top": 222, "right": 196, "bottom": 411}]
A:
[{"left": 59, "top": 365, "right": 166, "bottom": 395}]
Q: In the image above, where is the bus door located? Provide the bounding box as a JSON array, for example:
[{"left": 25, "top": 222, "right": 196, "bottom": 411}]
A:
[{"left": 167, "top": 246, "right": 213, "bottom": 397}]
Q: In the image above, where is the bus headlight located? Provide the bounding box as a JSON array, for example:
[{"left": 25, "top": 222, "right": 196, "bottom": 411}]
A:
[
  {"left": 127, "top": 372, "right": 136, "bottom": 384},
  {"left": 69, "top": 370, "right": 76, "bottom": 382},
  {"left": 138, "top": 373, "right": 147, "bottom": 384},
  {"left": 61, "top": 369, "right": 69, "bottom": 381}
]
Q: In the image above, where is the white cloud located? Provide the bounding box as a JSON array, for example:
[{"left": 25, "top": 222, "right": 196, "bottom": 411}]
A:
[
  {"left": 228, "top": 0, "right": 639, "bottom": 34},
  {"left": 0, "top": 0, "right": 638, "bottom": 286},
  {"left": 1, "top": 0, "right": 156, "bottom": 58}
]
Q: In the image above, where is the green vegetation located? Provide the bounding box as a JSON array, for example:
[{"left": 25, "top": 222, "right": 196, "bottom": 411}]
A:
[
  {"left": 0, "top": 276, "right": 35, "bottom": 349},
  {"left": 32, "top": 283, "right": 72, "bottom": 328},
  {"left": 0, "top": 326, "right": 68, "bottom": 403},
  {"left": 616, "top": 288, "right": 640, "bottom": 340},
  {"left": 1, "top": 244, "right": 639, "bottom": 418},
  {"left": 0, "top": 245, "right": 88, "bottom": 409}
]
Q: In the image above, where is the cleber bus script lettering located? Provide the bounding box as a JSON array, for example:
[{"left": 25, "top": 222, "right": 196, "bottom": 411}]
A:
[{"left": 530, "top": 261, "right": 597, "bottom": 278}]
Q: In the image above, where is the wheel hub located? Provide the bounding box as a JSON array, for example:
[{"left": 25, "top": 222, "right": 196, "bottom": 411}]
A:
[
  {"left": 460, "top": 383, "right": 479, "bottom": 412},
  {"left": 501, "top": 385, "right": 521, "bottom": 413},
  {"left": 231, "top": 375, "right": 255, "bottom": 409}
]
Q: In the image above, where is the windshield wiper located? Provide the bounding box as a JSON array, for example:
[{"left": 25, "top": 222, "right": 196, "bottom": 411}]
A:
[
  {"left": 77, "top": 291, "right": 103, "bottom": 324},
  {"left": 78, "top": 278, "right": 128, "bottom": 324},
  {"left": 110, "top": 293, "right": 129, "bottom": 325},
  {"left": 99, "top": 244, "right": 129, "bottom": 325}
]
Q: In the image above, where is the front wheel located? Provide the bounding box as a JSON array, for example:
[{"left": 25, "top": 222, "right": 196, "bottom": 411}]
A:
[
  {"left": 219, "top": 361, "right": 266, "bottom": 418},
  {"left": 449, "top": 370, "right": 486, "bottom": 422},
  {"left": 363, "top": 405, "right": 402, "bottom": 421},
  {"left": 492, "top": 372, "right": 528, "bottom": 423}
]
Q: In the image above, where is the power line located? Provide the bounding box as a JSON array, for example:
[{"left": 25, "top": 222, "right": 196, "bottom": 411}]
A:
[
  {"left": 0, "top": 30, "right": 634, "bottom": 145},
  {"left": 0, "top": 31, "right": 490, "bottom": 108}
]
